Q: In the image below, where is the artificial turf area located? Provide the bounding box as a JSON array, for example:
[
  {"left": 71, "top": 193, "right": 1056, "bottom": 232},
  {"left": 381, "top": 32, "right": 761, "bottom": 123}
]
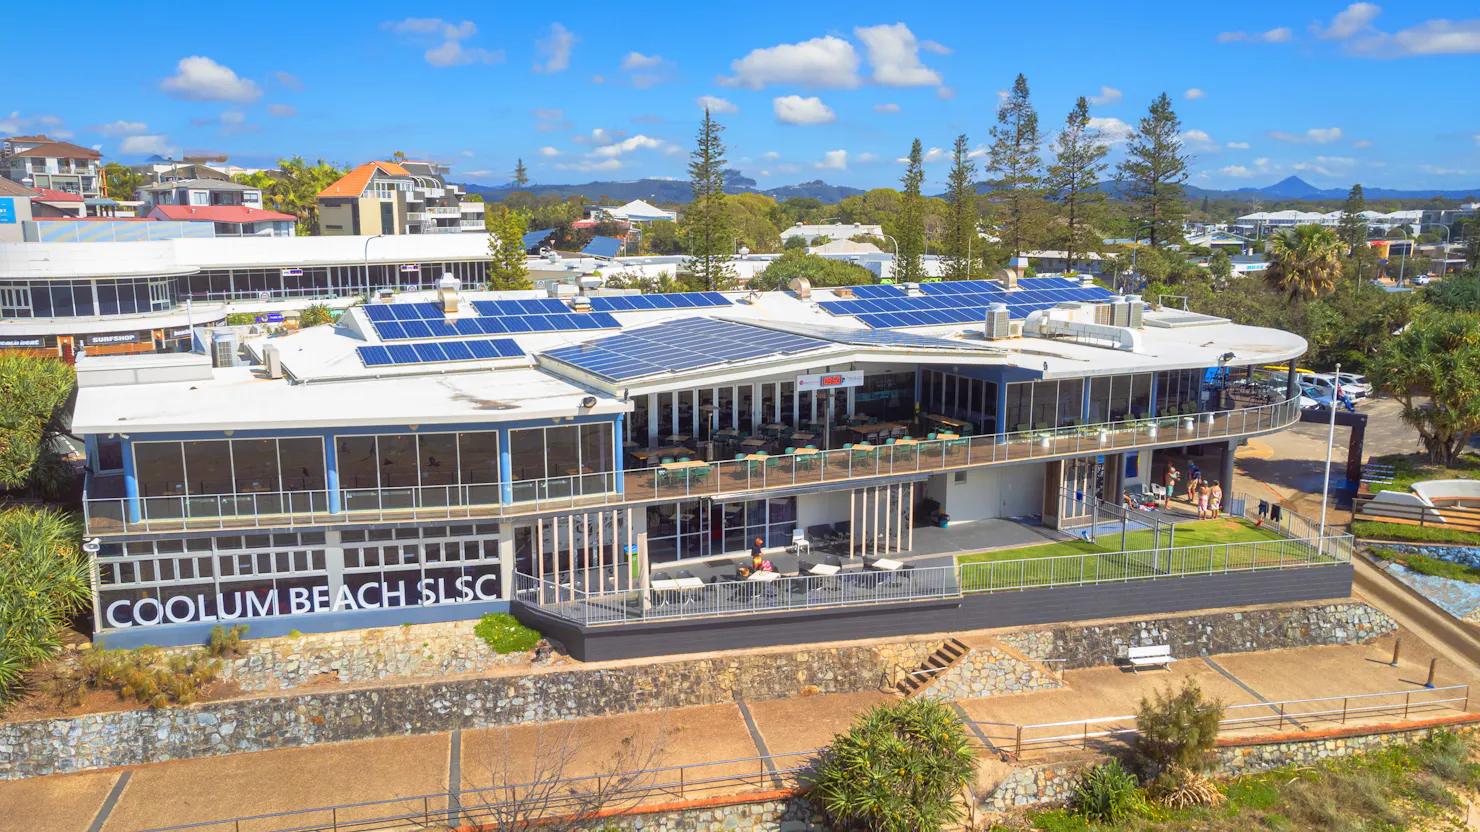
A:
[{"left": 957, "top": 518, "right": 1287, "bottom": 564}]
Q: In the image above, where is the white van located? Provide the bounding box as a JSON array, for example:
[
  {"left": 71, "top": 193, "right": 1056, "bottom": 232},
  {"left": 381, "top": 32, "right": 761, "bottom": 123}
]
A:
[{"left": 1297, "top": 372, "right": 1367, "bottom": 401}]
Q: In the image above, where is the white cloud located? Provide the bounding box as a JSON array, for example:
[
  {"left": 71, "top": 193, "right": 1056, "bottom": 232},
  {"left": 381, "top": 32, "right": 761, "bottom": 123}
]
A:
[
  {"left": 1421, "top": 164, "right": 1472, "bottom": 175},
  {"left": 1221, "top": 165, "right": 1256, "bottom": 178},
  {"left": 1312, "top": 2, "right": 1382, "bottom": 39},
  {"left": 920, "top": 40, "right": 951, "bottom": 55},
  {"left": 266, "top": 104, "right": 297, "bottom": 117},
  {"left": 592, "top": 135, "right": 667, "bottom": 157},
  {"left": 815, "top": 150, "right": 848, "bottom": 170},
  {"left": 773, "top": 95, "right": 836, "bottom": 126},
  {"left": 1254, "top": 157, "right": 1271, "bottom": 168},
  {"left": 761, "top": 151, "right": 781, "bottom": 161},
  {"left": 1216, "top": 28, "right": 1293, "bottom": 44},
  {"left": 119, "top": 135, "right": 177, "bottom": 155},
  {"left": 720, "top": 36, "right": 860, "bottom": 89},
  {"left": 534, "top": 23, "right": 577, "bottom": 73},
  {"left": 1089, "top": 86, "right": 1122, "bottom": 106},
  {"left": 573, "top": 128, "right": 624, "bottom": 145},
  {"left": 0, "top": 112, "right": 70, "bottom": 139},
  {"left": 1181, "top": 129, "right": 1217, "bottom": 149},
  {"left": 539, "top": 146, "right": 561, "bottom": 157},
  {"left": 1354, "top": 139, "right": 1373, "bottom": 148},
  {"left": 1293, "top": 156, "right": 1358, "bottom": 177},
  {"left": 1268, "top": 127, "right": 1343, "bottom": 144},
  {"left": 383, "top": 18, "right": 502, "bottom": 65},
  {"left": 854, "top": 23, "right": 942, "bottom": 87},
  {"left": 555, "top": 158, "right": 623, "bottom": 173},
  {"left": 590, "top": 74, "right": 605, "bottom": 84},
  {"left": 874, "top": 102, "right": 900, "bottom": 113},
  {"left": 855, "top": 152, "right": 880, "bottom": 164},
  {"left": 1226, "top": 141, "right": 1251, "bottom": 149},
  {"left": 217, "top": 109, "right": 254, "bottom": 135},
  {"left": 461, "top": 169, "right": 494, "bottom": 177},
  {"left": 531, "top": 108, "right": 571, "bottom": 131},
  {"left": 696, "top": 95, "right": 738, "bottom": 114},
  {"left": 936, "top": 86, "right": 956, "bottom": 100},
  {"left": 425, "top": 40, "right": 503, "bottom": 67},
  {"left": 621, "top": 52, "right": 663, "bottom": 70},
  {"left": 1184, "top": 87, "right": 1206, "bottom": 100},
  {"left": 1088, "top": 117, "right": 1133, "bottom": 143},
  {"left": 460, "top": 150, "right": 475, "bottom": 158},
  {"left": 159, "top": 56, "right": 262, "bottom": 102},
  {"left": 273, "top": 71, "right": 303, "bottom": 90},
  {"left": 88, "top": 120, "right": 148, "bottom": 137},
  {"left": 922, "top": 147, "right": 948, "bottom": 163},
  {"left": 995, "top": 89, "right": 1009, "bottom": 102}
]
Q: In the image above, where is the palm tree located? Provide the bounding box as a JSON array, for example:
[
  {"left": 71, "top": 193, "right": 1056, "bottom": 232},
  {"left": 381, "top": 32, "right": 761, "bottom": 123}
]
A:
[{"left": 1263, "top": 224, "right": 1343, "bottom": 300}]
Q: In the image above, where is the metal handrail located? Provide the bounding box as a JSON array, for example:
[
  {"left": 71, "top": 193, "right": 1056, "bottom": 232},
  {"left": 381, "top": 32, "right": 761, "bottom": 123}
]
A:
[
  {"left": 1002, "top": 684, "right": 1471, "bottom": 758},
  {"left": 132, "top": 749, "right": 820, "bottom": 832}
]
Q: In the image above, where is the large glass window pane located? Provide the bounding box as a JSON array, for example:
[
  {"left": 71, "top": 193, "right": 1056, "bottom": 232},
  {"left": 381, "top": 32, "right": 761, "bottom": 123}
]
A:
[
  {"left": 579, "top": 423, "right": 611, "bottom": 474},
  {"left": 418, "top": 434, "right": 458, "bottom": 487},
  {"left": 1057, "top": 379, "right": 1084, "bottom": 427},
  {"left": 1089, "top": 377, "right": 1112, "bottom": 423},
  {"left": 1131, "top": 374, "right": 1152, "bottom": 418},
  {"left": 231, "top": 439, "right": 279, "bottom": 493},
  {"left": 277, "top": 438, "right": 325, "bottom": 491},
  {"left": 336, "top": 436, "right": 379, "bottom": 489},
  {"left": 378, "top": 435, "right": 418, "bottom": 488},
  {"left": 1109, "top": 376, "right": 1131, "bottom": 421},
  {"left": 544, "top": 425, "right": 580, "bottom": 479},
  {"left": 509, "top": 428, "right": 545, "bottom": 482},
  {"left": 1030, "top": 381, "right": 1057, "bottom": 429},
  {"left": 183, "top": 440, "right": 233, "bottom": 495},
  {"left": 135, "top": 442, "right": 184, "bottom": 498},
  {"left": 97, "top": 282, "right": 120, "bottom": 316},
  {"left": 457, "top": 432, "right": 500, "bottom": 484},
  {"left": 72, "top": 282, "right": 94, "bottom": 316}
]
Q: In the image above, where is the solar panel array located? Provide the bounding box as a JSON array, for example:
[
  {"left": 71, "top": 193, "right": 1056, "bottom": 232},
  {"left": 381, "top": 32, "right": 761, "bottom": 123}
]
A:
[
  {"left": 542, "top": 318, "right": 830, "bottom": 382},
  {"left": 362, "top": 303, "right": 449, "bottom": 322},
  {"left": 587, "top": 292, "right": 732, "bottom": 312},
  {"left": 358, "top": 338, "right": 526, "bottom": 367},
  {"left": 371, "top": 313, "right": 621, "bottom": 340},
  {"left": 817, "top": 277, "right": 1119, "bottom": 328},
  {"left": 470, "top": 299, "right": 571, "bottom": 316}
]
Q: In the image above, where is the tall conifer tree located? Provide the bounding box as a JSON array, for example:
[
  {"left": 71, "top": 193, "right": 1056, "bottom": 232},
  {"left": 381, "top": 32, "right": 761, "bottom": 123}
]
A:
[
  {"left": 1117, "top": 93, "right": 1191, "bottom": 248},
  {"left": 942, "top": 135, "right": 978, "bottom": 281},
  {"left": 512, "top": 159, "right": 530, "bottom": 188},
  {"left": 684, "top": 109, "right": 736, "bottom": 290},
  {"left": 1337, "top": 184, "right": 1367, "bottom": 250},
  {"left": 1046, "top": 96, "right": 1110, "bottom": 270},
  {"left": 897, "top": 139, "right": 926, "bottom": 282},
  {"left": 986, "top": 73, "right": 1047, "bottom": 259}
]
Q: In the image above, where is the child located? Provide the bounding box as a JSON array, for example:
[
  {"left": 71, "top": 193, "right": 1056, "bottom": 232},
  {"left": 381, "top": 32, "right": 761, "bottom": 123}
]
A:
[
  {"left": 1197, "top": 482, "right": 1211, "bottom": 520},
  {"left": 1210, "top": 481, "right": 1222, "bottom": 519}
]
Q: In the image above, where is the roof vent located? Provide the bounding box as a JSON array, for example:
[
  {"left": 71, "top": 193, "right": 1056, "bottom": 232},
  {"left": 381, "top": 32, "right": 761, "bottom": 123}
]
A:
[
  {"left": 1080, "top": 273, "right": 1097, "bottom": 288},
  {"left": 788, "top": 277, "right": 812, "bottom": 299},
  {"left": 578, "top": 275, "right": 603, "bottom": 293},
  {"left": 546, "top": 251, "right": 561, "bottom": 263},
  {"left": 570, "top": 295, "right": 592, "bottom": 311},
  {"left": 264, "top": 344, "right": 284, "bottom": 379},
  {"left": 437, "top": 274, "right": 460, "bottom": 314}
]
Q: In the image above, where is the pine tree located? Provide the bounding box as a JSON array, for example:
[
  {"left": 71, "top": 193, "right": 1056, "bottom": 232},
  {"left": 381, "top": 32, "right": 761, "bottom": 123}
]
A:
[
  {"left": 486, "top": 207, "right": 532, "bottom": 290},
  {"left": 942, "top": 134, "right": 978, "bottom": 281},
  {"left": 897, "top": 139, "right": 927, "bottom": 282},
  {"left": 513, "top": 159, "right": 530, "bottom": 189},
  {"left": 1045, "top": 97, "right": 1110, "bottom": 271},
  {"left": 1117, "top": 93, "right": 1191, "bottom": 249},
  {"left": 683, "top": 109, "right": 736, "bottom": 290},
  {"left": 1337, "top": 184, "right": 1367, "bottom": 250},
  {"left": 986, "top": 73, "right": 1047, "bottom": 260}
]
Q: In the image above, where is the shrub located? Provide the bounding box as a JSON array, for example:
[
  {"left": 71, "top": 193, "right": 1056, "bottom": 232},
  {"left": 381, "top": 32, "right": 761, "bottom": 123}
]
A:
[
  {"left": 207, "top": 623, "right": 249, "bottom": 657},
  {"left": 1071, "top": 760, "right": 1143, "bottom": 823},
  {"left": 66, "top": 646, "right": 222, "bottom": 709},
  {"left": 1150, "top": 765, "right": 1225, "bottom": 809},
  {"left": 1135, "top": 680, "right": 1224, "bottom": 776},
  {"left": 0, "top": 353, "right": 77, "bottom": 499},
  {"left": 297, "top": 304, "right": 334, "bottom": 328},
  {"left": 810, "top": 698, "right": 976, "bottom": 832},
  {"left": 473, "top": 613, "right": 541, "bottom": 654},
  {"left": 224, "top": 312, "right": 257, "bottom": 326},
  {"left": 0, "top": 508, "right": 88, "bottom": 704}
]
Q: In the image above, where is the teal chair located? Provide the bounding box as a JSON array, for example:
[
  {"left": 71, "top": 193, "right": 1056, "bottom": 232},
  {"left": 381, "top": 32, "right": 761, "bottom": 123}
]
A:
[
  {"left": 734, "top": 453, "right": 746, "bottom": 460},
  {"left": 785, "top": 447, "right": 796, "bottom": 454},
  {"left": 843, "top": 442, "right": 855, "bottom": 450},
  {"left": 927, "top": 432, "right": 938, "bottom": 440},
  {"left": 886, "top": 437, "right": 897, "bottom": 445}
]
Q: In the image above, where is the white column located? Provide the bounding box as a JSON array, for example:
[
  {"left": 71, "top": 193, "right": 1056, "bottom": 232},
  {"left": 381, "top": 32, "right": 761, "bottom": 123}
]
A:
[
  {"left": 731, "top": 385, "right": 740, "bottom": 431},
  {"left": 535, "top": 520, "right": 545, "bottom": 585},
  {"left": 810, "top": 391, "right": 818, "bottom": 423},
  {"left": 498, "top": 534, "right": 515, "bottom": 600},
  {"left": 692, "top": 389, "right": 700, "bottom": 439},
  {"left": 647, "top": 393, "right": 659, "bottom": 446},
  {"left": 751, "top": 383, "right": 761, "bottom": 429},
  {"left": 792, "top": 384, "right": 800, "bottom": 426},
  {"left": 671, "top": 394, "right": 680, "bottom": 441},
  {"left": 908, "top": 484, "right": 915, "bottom": 552},
  {"left": 849, "top": 489, "right": 856, "bottom": 558},
  {"left": 873, "top": 486, "right": 882, "bottom": 556},
  {"left": 896, "top": 484, "right": 905, "bottom": 553},
  {"left": 774, "top": 382, "right": 782, "bottom": 423},
  {"left": 847, "top": 387, "right": 856, "bottom": 418}
]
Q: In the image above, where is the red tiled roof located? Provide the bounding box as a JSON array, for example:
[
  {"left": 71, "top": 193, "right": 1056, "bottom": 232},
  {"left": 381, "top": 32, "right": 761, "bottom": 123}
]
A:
[
  {"left": 150, "top": 205, "right": 296, "bottom": 223},
  {"left": 316, "top": 161, "right": 412, "bottom": 198},
  {"left": 34, "top": 188, "right": 83, "bottom": 202},
  {"left": 7, "top": 140, "right": 102, "bottom": 160}
]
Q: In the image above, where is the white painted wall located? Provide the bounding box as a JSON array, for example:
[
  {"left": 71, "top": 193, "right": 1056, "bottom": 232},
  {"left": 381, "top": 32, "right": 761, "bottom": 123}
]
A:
[
  {"left": 927, "top": 462, "right": 1046, "bottom": 523},
  {"left": 797, "top": 488, "right": 853, "bottom": 532}
]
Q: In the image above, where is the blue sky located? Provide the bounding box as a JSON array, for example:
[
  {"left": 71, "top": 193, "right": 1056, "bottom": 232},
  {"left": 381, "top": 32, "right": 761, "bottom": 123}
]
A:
[{"left": 5, "top": 1, "right": 1480, "bottom": 192}]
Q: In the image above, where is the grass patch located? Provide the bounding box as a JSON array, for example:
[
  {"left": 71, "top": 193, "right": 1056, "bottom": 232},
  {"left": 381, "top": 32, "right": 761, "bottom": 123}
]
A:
[
  {"left": 1369, "top": 546, "right": 1480, "bottom": 583},
  {"left": 1368, "top": 452, "right": 1480, "bottom": 495},
  {"left": 958, "top": 519, "right": 1285, "bottom": 564},
  {"left": 473, "top": 613, "right": 541, "bottom": 654},
  {"left": 1015, "top": 729, "right": 1480, "bottom": 831},
  {"left": 1351, "top": 519, "right": 1480, "bottom": 546}
]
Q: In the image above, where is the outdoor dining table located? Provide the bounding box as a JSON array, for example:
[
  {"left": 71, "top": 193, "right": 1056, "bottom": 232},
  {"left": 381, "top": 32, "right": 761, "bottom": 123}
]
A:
[
  {"left": 747, "top": 570, "right": 781, "bottom": 582},
  {"left": 792, "top": 447, "right": 820, "bottom": 455},
  {"left": 870, "top": 558, "right": 903, "bottom": 571},
  {"left": 790, "top": 432, "right": 817, "bottom": 444},
  {"left": 935, "top": 432, "right": 960, "bottom": 440},
  {"left": 652, "top": 577, "right": 705, "bottom": 589},
  {"left": 660, "top": 459, "right": 708, "bottom": 471},
  {"left": 740, "top": 438, "right": 768, "bottom": 450},
  {"left": 807, "top": 563, "right": 841, "bottom": 576}
]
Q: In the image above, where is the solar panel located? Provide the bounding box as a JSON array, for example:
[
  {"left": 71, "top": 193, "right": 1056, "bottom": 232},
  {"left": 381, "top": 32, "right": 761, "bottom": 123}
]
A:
[
  {"left": 587, "top": 292, "right": 732, "bottom": 312},
  {"left": 541, "top": 318, "right": 830, "bottom": 382},
  {"left": 581, "top": 236, "right": 623, "bottom": 258},
  {"left": 372, "top": 310, "right": 619, "bottom": 340},
  {"left": 521, "top": 228, "right": 556, "bottom": 249},
  {"left": 470, "top": 299, "right": 569, "bottom": 317},
  {"left": 844, "top": 284, "right": 908, "bottom": 299},
  {"left": 356, "top": 338, "right": 526, "bottom": 367}
]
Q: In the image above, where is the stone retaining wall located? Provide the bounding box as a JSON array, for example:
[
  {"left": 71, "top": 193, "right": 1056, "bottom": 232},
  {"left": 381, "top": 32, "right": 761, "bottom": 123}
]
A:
[
  {"left": 996, "top": 601, "right": 1394, "bottom": 668},
  {"left": 918, "top": 644, "right": 1062, "bottom": 701},
  {"left": 576, "top": 792, "right": 829, "bottom": 832}
]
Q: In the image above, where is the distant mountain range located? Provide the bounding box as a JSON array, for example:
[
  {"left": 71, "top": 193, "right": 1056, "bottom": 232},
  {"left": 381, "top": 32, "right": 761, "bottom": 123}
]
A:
[{"left": 459, "top": 174, "right": 1478, "bottom": 206}]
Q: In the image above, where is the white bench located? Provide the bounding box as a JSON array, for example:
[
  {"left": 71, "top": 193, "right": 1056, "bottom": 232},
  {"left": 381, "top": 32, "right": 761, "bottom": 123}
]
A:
[{"left": 1126, "top": 644, "right": 1176, "bottom": 672}]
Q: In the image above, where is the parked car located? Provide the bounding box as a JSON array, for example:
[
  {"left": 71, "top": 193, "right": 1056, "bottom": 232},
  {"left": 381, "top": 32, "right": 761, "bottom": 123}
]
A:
[
  {"left": 1334, "top": 372, "right": 1372, "bottom": 398},
  {"left": 1297, "top": 372, "right": 1367, "bottom": 401},
  {"left": 1298, "top": 386, "right": 1336, "bottom": 410}
]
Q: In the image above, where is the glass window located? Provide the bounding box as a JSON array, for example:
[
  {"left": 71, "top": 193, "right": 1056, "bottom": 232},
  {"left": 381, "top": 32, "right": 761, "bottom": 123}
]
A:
[
  {"left": 231, "top": 439, "right": 279, "bottom": 493},
  {"left": 278, "top": 438, "right": 325, "bottom": 490},
  {"left": 509, "top": 428, "right": 545, "bottom": 482},
  {"left": 376, "top": 435, "right": 418, "bottom": 488},
  {"left": 134, "top": 442, "right": 184, "bottom": 497},
  {"left": 1056, "top": 379, "right": 1084, "bottom": 427},
  {"left": 418, "top": 434, "right": 458, "bottom": 487},
  {"left": 1088, "top": 377, "right": 1112, "bottom": 423},
  {"left": 543, "top": 425, "right": 580, "bottom": 479},
  {"left": 579, "top": 423, "right": 611, "bottom": 475},
  {"left": 457, "top": 432, "right": 500, "bottom": 484},
  {"left": 182, "top": 440, "right": 233, "bottom": 495},
  {"left": 96, "top": 439, "right": 124, "bottom": 471},
  {"left": 1130, "top": 374, "right": 1153, "bottom": 418},
  {"left": 337, "top": 436, "right": 379, "bottom": 489}
]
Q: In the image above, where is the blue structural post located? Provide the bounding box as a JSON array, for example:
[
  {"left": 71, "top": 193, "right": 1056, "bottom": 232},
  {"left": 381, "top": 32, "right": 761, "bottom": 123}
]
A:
[
  {"left": 613, "top": 414, "right": 625, "bottom": 495},
  {"left": 122, "top": 440, "right": 141, "bottom": 524},
  {"left": 498, "top": 427, "right": 513, "bottom": 504},
  {"left": 323, "top": 431, "right": 341, "bottom": 514},
  {"left": 995, "top": 384, "right": 1009, "bottom": 434},
  {"left": 1148, "top": 373, "right": 1159, "bottom": 418}
]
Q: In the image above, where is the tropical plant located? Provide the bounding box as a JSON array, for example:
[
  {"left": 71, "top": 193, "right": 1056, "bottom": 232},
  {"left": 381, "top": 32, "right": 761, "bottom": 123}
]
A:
[
  {"left": 233, "top": 156, "right": 348, "bottom": 235},
  {"left": 810, "top": 698, "right": 976, "bottom": 832},
  {"left": 207, "top": 623, "right": 249, "bottom": 658},
  {"left": 1072, "top": 759, "right": 1144, "bottom": 822},
  {"left": 297, "top": 304, "right": 333, "bottom": 328},
  {"left": 1264, "top": 224, "right": 1344, "bottom": 300},
  {"left": 1368, "top": 310, "right": 1480, "bottom": 465},
  {"left": 0, "top": 352, "right": 77, "bottom": 498},
  {"left": 1150, "top": 764, "right": 1225, "bottom": 808},
  {"left": 1135, "top": 680, "right": 1225, "bottom": 776},
  {"left": 0, "top": 508, "right": 88, "bottom": 703},
  {"left": 473, "top": 613, "right": 541, "bottom": 654}
]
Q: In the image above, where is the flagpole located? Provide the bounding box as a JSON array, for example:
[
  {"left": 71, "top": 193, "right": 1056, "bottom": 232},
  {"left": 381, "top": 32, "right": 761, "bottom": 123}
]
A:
[{"left": 1319, "top": 362, "right": 1340, "bottom": 551}]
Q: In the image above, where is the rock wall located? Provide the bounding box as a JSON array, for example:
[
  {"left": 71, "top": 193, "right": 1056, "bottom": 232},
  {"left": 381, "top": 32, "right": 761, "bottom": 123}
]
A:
[
  {"left": 918, "top": 644, "right": 1062, "bottom": 701},
  {"left": 996, "top": 601, "right": 1394, "bottom": 668},
  {"left": 1, "top": 640, "right": 938, "bottom": 779},
  {"left": 580, "top": 793, "right": 829, "bottom": 832}
]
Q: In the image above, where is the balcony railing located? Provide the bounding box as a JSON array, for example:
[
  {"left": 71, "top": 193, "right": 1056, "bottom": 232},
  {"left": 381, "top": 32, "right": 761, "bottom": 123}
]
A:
[
  {"left": 82, "top": 396, "right": 1300, "bottom": 536},
  {"left": 423, "top": 224, "right": 465, "bottom": 234},
  {"left": 459, "top": 219, "right": 485, "bottom": 229},
  {"left": 405, "top": 211, "right": 426, "bottom": 221}
]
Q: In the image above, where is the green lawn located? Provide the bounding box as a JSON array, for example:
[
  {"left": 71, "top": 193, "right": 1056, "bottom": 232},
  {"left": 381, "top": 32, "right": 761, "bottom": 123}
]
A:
[
  {"left": 957, "top": 519, "right": 1285, "bottom": 564},
  {"left": 1367, "top": 451, "right": 1480, "bottom": 495},
  {"left": 956, "top": 519, "right": 1325, "bottom": 592}
]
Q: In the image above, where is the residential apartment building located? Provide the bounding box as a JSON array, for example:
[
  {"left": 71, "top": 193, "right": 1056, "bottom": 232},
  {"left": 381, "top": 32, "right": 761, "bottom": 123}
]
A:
[
  {"left": 1, "top": 135, "right": 103, "bottom": 199},
  {"left": 317, "top": 161, "right": 483, "bottom": 236}
]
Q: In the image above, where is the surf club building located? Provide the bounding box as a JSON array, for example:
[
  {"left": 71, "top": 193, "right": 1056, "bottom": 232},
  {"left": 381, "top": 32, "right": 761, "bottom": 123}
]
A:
[{"left": 72, "top": 273, "right": 1320, "bottom": 652}]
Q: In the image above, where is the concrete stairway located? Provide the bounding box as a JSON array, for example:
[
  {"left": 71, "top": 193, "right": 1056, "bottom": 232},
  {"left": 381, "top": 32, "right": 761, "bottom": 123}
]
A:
[{"left": 896, "top": 638, "right": 971, "bottom": 697}]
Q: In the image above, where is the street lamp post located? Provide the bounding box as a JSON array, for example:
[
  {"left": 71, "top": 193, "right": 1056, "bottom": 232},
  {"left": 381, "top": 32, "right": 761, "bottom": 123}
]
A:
[
  {"left": 881, "top": 234, "right": 900, "bottom": 280},
  {"left": 1391, "top": 228, "right": 1411, "bottom": 286},
  {"left": 1319, "top": 362, "right": 1341, "bottom": 550},
  {"left": 1435, "top": 225, "right": 1452, "bottom": 280},
  {"left": 362, "top": 234, "right": 385, "bottom": 295}
]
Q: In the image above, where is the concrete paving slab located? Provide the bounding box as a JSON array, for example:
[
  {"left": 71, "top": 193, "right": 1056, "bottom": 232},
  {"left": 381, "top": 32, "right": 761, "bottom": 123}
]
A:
[
  {"left": 458, "top": 703, "right": 761, "bottom": 801},
  {"left": 745, "top": 690, "right": 893, "bottom": 756},
  {"left": 102, "top": 733, "right": 450, "bottom": 832},
  {"left": 0, "top": 769, "right": 118, "bottom": 832}
]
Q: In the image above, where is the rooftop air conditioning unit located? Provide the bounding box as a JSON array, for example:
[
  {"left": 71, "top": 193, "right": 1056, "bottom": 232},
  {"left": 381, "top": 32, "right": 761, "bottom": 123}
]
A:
[
  {"left": 1080, "top": 274, "right": 1098, "bottom": 288},
  {"left": 1126, "top": 295, "right": 1145, "bottom": 328},
  {"left": 375, "top": 289, "right": 394, "bottom": 302},
  {"left": 210, "top": 328, "right": 238, "bottom": 368},
  {"left": 546, "top": 251, "right": 560, "bottom": 263},
  {"left": 570, "top": 295, "right": 592, "bottom": 312},
  {"left": 1094, "top": 303, "right": 1116, "bottom": 326},
  {"left": 264, "top": 344, "right": 284, "bottom": 379},
  {"left": 1112, "top": 297, "right": 1133, "bottom": 328},
  {"left": 578, "top": 275, "right": 603, "bottom": 294},
  {"left": 985, "top": 303, "right": 1011, "bottom": 340}
]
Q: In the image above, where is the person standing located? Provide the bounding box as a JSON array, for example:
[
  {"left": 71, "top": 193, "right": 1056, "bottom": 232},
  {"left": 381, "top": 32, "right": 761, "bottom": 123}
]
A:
[
  {"left": 1197, "top": 481, "right": 1211, "bottom": 520},
  {"left": 1164, "top": 463, "right": 1180, "bottom": 507},
  {"left": 1187, "top": 462, "right": 1203, "bottom": 505},
  {"left": 1210, "top": 480, "right": 1222, "bottom": 519}
]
